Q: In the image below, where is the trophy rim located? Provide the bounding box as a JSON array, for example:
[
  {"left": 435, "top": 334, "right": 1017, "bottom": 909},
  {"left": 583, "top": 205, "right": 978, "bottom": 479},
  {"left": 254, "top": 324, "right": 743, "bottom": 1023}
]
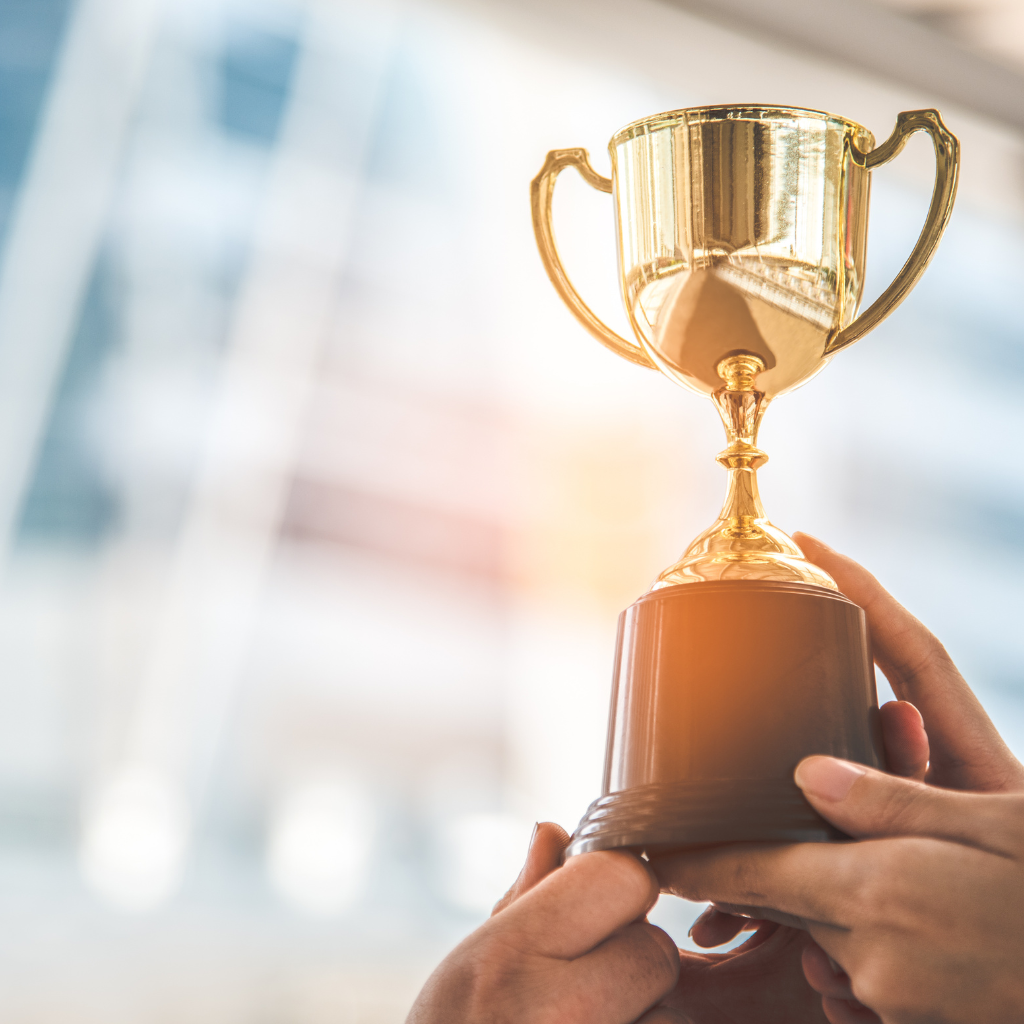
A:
[
  {"left": 609, "top": 104, "right": 876, "bottom": 150},
  {"left": 632, "top": 578, "right": 860, "bottom": 609}
]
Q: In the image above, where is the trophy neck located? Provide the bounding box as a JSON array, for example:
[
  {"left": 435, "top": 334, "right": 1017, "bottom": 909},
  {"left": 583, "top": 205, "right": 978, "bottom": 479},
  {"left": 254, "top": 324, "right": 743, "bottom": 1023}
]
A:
[
  {"left": 712, "top": 355, "right": 770, "bottom": 532},
  {"left": 650, "top": 354, "right": 837, "bottom": 591},
  {"left": 712, "top": 353, "right": 770, "bottom": 470}
]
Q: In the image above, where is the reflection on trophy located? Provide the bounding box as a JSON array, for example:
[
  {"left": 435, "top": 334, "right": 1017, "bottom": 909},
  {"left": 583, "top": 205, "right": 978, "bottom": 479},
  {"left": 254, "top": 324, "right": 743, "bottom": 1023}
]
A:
[{"left": 531, "top": 105, "right": 959, "bottom": 855}]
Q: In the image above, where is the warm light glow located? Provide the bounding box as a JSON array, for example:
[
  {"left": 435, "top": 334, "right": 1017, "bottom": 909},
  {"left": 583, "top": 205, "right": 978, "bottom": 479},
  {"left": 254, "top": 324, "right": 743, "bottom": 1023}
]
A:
[{"left": 80, "top": 766, "right": 190, "bottom": 912}]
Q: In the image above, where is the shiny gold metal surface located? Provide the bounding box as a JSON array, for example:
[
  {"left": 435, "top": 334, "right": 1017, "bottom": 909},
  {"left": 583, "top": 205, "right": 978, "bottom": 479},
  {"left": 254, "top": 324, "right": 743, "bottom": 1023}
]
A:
[{"left": 531, "top": 105, "right": 959, "bottom": 588}]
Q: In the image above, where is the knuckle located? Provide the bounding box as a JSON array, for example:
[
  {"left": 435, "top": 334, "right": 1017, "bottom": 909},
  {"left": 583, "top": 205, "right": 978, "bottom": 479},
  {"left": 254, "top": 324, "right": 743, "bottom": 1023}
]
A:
[
  {"left": 637, "top": 923, "right": 681, "bottom": 984},
  {"left": 460, "top": 936, "right": 555, "bottom": 1023},
  {"left": 450, "top": 945, "right": 513, "bottom": 1017},
  {"left": 849, "top": 839, "right": 937, "bottom": 930},
  {"left": 851, "top": 956, "right": 901, "bottom": 1012},
  {"left": 844, "top": 848, "right": 902, "bottom": 921},
  {"left": 716, "top": 852, "right": 763, "bottom": 904},
  {"left": 656, "top": 849, "right": 766, "bottom": 906},
  {"left": 850, "top": 876, "right": 887, "bottom": 924},
  {"left": 851, "top": 948, "right": 932, "bottom": 1021},
  {"left": 870, "top": 778, "right": 928, "bottom": 828},
  {"left": 895, "top": 621, "right": 950, "bottom": 674},
  {"left": 470, "top": 930, "right": 528, "bottom": 982},
  {"left": 612, "top": 923, "right": 680, "bottom": 996}
]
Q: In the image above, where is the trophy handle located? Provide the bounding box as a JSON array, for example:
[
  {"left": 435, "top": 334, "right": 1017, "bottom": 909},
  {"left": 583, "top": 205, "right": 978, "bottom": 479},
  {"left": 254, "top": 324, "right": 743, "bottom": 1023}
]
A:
[
  {"left": 826, "top": 109, "right": 959, "bottom": 355},
  {"left": 531, "top": 148, "right": 657, "bottom": 369}
]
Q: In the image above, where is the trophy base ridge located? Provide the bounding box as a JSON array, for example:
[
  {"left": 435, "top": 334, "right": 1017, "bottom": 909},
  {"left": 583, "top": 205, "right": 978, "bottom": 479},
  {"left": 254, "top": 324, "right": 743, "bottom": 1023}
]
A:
[
  {"left": 566, "top": 779, "right": 844, "bottom": 858},
  {"left": 566, "top": 579, "right": 885, "bottom": 859}
]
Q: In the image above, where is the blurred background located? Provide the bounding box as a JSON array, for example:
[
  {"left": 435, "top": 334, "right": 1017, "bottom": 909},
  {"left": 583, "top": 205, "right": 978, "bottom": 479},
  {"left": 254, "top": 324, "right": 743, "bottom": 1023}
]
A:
[{"left": 0, "top": 0, "right": 1022, "bottom": 1019}]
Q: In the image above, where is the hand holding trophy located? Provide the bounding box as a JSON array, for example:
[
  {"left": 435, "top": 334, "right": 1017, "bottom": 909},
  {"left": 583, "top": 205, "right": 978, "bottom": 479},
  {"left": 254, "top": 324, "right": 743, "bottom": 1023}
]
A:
[{"left": 531, "top": 106, "right": 959, "bottom": 855}]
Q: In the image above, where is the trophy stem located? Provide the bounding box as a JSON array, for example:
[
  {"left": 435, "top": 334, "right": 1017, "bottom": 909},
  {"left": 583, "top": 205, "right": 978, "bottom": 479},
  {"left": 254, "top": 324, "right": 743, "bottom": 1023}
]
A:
[
  {"left": 651, "top": 354, "right": 837, "bottom": 590},
  {"left": 712, "top": 354, "right": 770, "bottom": 538}
]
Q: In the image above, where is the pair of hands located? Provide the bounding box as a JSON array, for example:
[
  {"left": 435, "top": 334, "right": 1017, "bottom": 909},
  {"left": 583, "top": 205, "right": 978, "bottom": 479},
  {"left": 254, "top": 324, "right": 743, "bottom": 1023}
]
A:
[
  {"left": 658, "top": 533, "right": 1024, "bottom": 1024},
  {"left": 407, "top": 534, "right": 1024, "bottom": 1024}
]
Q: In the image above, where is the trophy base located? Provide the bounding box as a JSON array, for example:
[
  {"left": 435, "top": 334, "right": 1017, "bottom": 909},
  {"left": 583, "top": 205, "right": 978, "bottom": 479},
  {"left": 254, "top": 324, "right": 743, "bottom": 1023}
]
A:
[
  {"left": 566, "top": 579, "right": 884, "bottom": 859},
  {"left": 567, "top": 779, "right": 843, "bottom": 857}
]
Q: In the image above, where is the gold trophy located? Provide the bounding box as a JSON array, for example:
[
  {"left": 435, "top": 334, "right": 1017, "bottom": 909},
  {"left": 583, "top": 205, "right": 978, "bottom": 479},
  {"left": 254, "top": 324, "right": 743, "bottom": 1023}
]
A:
[{"left": 531, "top": 106, "right": 958, "bottom": 855}]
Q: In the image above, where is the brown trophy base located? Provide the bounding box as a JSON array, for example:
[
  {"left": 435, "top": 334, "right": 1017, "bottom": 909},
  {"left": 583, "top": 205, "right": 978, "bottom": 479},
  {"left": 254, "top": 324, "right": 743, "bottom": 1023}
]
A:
[{"left": 566, "top": 580, "right": 885, "bottom": 858}]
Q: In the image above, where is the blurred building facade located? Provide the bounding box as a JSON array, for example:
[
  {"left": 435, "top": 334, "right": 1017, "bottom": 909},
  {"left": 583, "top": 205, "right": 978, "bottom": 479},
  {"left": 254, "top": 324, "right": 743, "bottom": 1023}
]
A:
[{"left": 0, "top": 0, "right": 1022, "bottom": 1021}]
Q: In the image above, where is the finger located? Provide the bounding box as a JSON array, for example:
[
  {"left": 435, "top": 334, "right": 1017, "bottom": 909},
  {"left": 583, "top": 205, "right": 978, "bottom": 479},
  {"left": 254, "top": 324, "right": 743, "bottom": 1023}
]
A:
[
  {"left": 802, "top": 942, "right": 856, "bottom": 1000},
  {"left": 491, "top": 821, "right": 569, "bottom": 915},
  {"left": 822, "top": 996, "right": 883, "bottom": 1024},
  {"left": 708, "top": 900, "right": 809, "bottom": 931},
  {"left": 688, "top": 906, "right": 755, "bottom": 948},
  {"left": 879, "top": 701, "right": 928, "bottom": 780},
  {"left": 671, "top": 925, "right": 829, "bottom": 1021},
  {"left": 793, "top": 533, "right": 1024, "bottom": 793},
  {"left": 490, "top": 848, "right": 660, "bottom": 959},
  {"left": 714, "top": 918, "right": 780, "bottom": 954},
  {"left": 652, "top": 842, "right": 863, "bottom": 929},
  {"left": 795, "top": 755, "right": 1024, "bottom": 856},
  {"left": 565, "top": 921, "right": 679, "bottom": 1023}
]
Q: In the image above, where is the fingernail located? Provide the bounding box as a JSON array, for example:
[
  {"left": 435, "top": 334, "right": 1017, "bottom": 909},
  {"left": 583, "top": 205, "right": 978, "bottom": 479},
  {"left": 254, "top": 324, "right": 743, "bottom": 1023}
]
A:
[
  {"left": 527, "top": 821, "right": 539, "bottom": 851},
  {"left": 688, "top": 906, "right": 715, "bottom": 938},
  {"left": 795, "top": 757, "right": 865, "bottom": 802}
]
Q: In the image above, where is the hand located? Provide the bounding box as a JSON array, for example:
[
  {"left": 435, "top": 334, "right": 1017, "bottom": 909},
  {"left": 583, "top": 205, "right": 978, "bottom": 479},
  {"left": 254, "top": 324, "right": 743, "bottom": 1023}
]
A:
[
  {"left": 657, "top": 535, "right": 1024, "bottom": 1024},
  {"left": 658, "top": 689, "right": 927, "bottom": 1024},
  {"left": 688, "top": 532, "right": 1023, "bottom": 960},
  {"left": 656, "top": 757, "right": 1024, "bottom": 1024},
  {"left": 407, "top": 822, "right": 682, "bottom": 1024},
  {"left": 664, "top": 921, "right": 829, "bottom": 1023},
  {"left": 658, "top": 534, "right": 938, "bottom": 1024},
  {"left": 791, "top": 532, "right": 1024, "bottom": 794}
]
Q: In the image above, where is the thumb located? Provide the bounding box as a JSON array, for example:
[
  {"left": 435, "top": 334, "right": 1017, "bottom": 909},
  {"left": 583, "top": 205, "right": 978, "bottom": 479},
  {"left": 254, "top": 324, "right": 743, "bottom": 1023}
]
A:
[
  {"left": 795, "top": 756, "right": 1024, "bottom": 857},
  {"left": 491, "top": 821, "right": 569, "bottom": 915}
]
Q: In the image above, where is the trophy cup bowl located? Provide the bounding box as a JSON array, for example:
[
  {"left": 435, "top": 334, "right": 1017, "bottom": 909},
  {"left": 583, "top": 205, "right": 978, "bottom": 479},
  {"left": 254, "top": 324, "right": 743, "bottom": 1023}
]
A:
[{"left": 531, "top": 105, "right": 959, "bottom": 856}]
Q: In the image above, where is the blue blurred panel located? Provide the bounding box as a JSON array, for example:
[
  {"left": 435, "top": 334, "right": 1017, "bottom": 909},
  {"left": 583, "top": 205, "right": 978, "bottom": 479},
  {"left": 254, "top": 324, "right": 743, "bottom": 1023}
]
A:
[
  {"left": 15, "top": 251, "right": 120, "bottom": 545},
  {"left": 362, "top": 36, "right": 449, "bottom": 199},
  {"left": 217, "top": 18, "right": 299, "bottom": 145},
  {"left": 0, "top": 0, "right": 73, "bottom": 245},
  {"left": 850, "top": 201, "right": 1024, "bottom": 555}
]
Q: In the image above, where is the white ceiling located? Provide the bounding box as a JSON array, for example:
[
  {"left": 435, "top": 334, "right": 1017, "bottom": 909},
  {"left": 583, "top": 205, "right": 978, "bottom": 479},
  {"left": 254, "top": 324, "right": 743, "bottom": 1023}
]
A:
[
  {"left": 658, "top": 0, "right": 1024, "bottom": 133},
  {"left": 879, "top": 0, "right": 1024, "bottom": 71}
]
